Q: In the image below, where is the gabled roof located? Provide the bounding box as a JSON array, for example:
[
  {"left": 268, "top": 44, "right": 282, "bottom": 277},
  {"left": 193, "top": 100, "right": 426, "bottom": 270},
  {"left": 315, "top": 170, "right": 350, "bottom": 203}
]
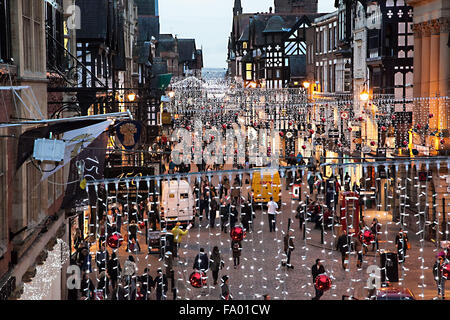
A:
[
  {"left": 157, "top": 35, "right": 176, "bottom": 53},
  {"left": 178, "top": 39, "right": 197, "bottom": 62},
  {"left": 263, "top": 16, "right": 289, "bottom": 33},
  {"left": 137, "top": 16, "right": 160, "bottom": 42}
]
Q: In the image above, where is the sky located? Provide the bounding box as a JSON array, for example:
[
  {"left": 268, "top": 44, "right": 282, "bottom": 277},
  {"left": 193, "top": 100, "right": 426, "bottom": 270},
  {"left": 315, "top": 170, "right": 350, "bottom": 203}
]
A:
[{"left": 159, "top": 0, "right": 336, "bottom": 69}]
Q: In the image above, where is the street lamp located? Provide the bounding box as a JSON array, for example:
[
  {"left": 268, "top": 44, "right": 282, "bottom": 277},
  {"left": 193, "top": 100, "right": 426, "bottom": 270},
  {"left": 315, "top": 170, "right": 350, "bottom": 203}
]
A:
[
  {"left": 168, "top": 91, "right": 175, "bottom": 98},
  {"left": 360, "top": 90, "right": 369, "bottom": 102},
  {"left": 303, "top": 81, "right": 310, "bottom": 89},
  {"left": 127, "top": 92, "right": 136, "bottom": 102}
]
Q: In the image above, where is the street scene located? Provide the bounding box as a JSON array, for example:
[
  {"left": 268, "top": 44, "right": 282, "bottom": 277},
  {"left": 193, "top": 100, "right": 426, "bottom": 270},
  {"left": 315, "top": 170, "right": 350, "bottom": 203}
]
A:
[{"left": 0, "top": 0, "right": 449, "bottom": 303}]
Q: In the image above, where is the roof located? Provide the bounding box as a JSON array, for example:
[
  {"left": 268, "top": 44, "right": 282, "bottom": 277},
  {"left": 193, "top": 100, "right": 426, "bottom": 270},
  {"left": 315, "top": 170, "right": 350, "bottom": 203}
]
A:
[
  {"left": 134, "top": 41, "right": 151, "bottom": 64},
  {"left": 137, "top": 16, "right": 160, "bottom": 42},
  {"left": 134, "top": 0, "right": 157, "bottom": 16},
  {"left": 157, "top": 35, "right": 176, "bottom": 53},
  {"left": 178, "top": 39, "right": 197, "bottom": 62},
  {"left": 76, "top": 0, "right": 109, "bottom": 40},
  {"left": 263, "top": 16, "right": 289, "bottom": 33}
]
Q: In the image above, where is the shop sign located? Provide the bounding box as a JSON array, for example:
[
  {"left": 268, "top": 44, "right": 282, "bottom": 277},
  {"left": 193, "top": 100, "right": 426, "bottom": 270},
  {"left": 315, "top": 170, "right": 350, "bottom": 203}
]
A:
[{"left": 115, "top": 120, "right": 142, "bottom": 150}]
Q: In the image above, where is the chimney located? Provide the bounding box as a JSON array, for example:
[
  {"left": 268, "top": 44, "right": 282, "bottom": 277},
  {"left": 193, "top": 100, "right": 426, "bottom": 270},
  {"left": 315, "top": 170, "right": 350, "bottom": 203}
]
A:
[{"left": 269, "top": 7, "right": 273, "bottom": 14}]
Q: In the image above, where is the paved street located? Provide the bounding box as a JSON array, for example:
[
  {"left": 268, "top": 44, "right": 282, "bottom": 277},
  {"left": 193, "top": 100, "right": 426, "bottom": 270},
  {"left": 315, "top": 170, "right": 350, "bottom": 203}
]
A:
[{"left": 90, "top": 171, "right": 444, "bottom": 300}]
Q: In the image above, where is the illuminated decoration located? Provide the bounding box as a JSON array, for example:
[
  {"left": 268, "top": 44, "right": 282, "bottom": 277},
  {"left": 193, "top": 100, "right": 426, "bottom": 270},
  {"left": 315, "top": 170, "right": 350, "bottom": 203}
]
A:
[
  {"left": 107, "top": 232, "right": 123, "bottom": 249},
  {"left": 360, "top": 90, "right": 369, "bottom": 101},
  {"left": 127, "top": 92, "right": 136, "bottom": 102},
  {"left": 360, "top": 230, "right": 375, "bottom": 246},
  {"left": 230, "top": 226, "right": 245, "bottom": 242},
  {"left": 189, "top": 271, "right": 207, "bottom": 288},
  {"left": 302, "top": 81, "right": 310, "bottom": 89},
  {"left": 315, "top": 275, "right": 332, "bottom": 292}
]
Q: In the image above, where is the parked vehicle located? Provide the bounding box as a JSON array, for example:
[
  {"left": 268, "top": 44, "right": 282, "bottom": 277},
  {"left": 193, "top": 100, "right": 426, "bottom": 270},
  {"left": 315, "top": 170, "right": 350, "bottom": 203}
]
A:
[
  {"left": 252, "top": 168, "right": 281, "bottom": 204},
  {"left": 161, "top": 180, "right": 194, "bottom": 228}
]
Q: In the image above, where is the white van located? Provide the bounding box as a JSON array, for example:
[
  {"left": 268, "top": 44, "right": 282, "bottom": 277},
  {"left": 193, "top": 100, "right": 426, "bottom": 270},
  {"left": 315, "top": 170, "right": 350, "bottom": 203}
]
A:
[{"left": 160, "top": 180, "right": 194, "bottom": 226}]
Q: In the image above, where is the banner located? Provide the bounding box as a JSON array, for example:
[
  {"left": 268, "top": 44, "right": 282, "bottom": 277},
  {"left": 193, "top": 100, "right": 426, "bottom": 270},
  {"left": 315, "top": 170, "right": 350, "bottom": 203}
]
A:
[
  {"left": 115, "top": 120, "right": 142, "bottom": 150},
  {"left": 41, "top": 120, "right": 111, "bottom": 181}
]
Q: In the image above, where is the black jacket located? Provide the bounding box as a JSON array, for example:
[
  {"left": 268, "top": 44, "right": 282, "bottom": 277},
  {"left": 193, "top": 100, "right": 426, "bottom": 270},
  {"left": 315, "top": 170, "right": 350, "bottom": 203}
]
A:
[
  {"left": 311, "top": 264, "right": 325, "bottom": 282},
  {"left": 107, "top": 257, "right": 121, "bottom": 279},
  {"left": 154, "top": 274, "right": 168, "bottom": 294},
  {"left": 193, "top": 252, "right": 209, "bottom": 271},
  {"left": 336, "top": 234, "right": 352, "bottom": 253}
]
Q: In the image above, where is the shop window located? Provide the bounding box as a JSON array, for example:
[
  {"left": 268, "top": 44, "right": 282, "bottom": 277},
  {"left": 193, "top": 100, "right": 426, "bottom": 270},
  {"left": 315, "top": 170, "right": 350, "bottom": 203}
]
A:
[
  {"left": 0, "top": 0, "right": 12, "bottom": 63},
  {"left": 22, "top": 0, "right": 44, "bottom": 73}
]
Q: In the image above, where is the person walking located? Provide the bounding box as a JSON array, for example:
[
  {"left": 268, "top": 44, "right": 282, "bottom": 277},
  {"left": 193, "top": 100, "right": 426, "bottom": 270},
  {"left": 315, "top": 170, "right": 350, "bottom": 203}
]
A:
[
  {"left": 370, "top": 218, "right": 381, "bottom": 252},
  {"left": 164, "top": 251, "right": 175, "bottom": 291},
  {"left": 154, "top": 269, "right": 168, "bottom": 300},
  {"left": 97, "top": 271, "right": 110, "bottom": 299},
  {"left": 171, "top": 222, "right": 189, "bottom": 258},
  {"left": 241, "top": 201, "right": 252, "bottom": 232},
  {"left": 311, "top": 259, "right": 326, "bottom": 300},
  {"left": 295, "top": 202, "right": 305, "bottom": 231},
  {"left": 395, "top": 228, "right": 409, "bottom": 264},
  {"left": 139, "top": 268, "right": 154, "bottom": 300},
  {"left": 127, "top": 220, "right": 141, "bottom": 252},
  {"left": 209, "top": 195, "right": 219, "bottom": 229},
  {"left": 80, "top": 272, "right": 95, "bottom": 300},
  {"left": 220, "top": 199, "right": 230, "bottom": 233},
  {"left": 232, "top": 240, "right": 242, "bottom": 269},
  {"left": 220, "top": 275, "right": 233, "bottom": 300},
  {"left": 229, "top": 200, "right": 238, "bottom": 229},
  {"left": 336, "top": 230, "right": 351, "bottom": 270},
  {"left": 433, "top": 255, "right": 446, "bottom": 300},
  {"left": 353, "top": 233, "right": 364, "bottom": 269},
  {"left": 282, "top": 231, "right": 295, "bottom": 269},
  {"left": 267, "top": 197, "right": 278, "bottom": 232},
  {"left": 123, "top": 255, "right": 138, "bottom": 288},
  {"left": 107, "top": 252, "right": 121, "bottom": 290},
  {"left": 209, "top": 246, "right": 223, "bottom": 285},
  {"left": 95, "top": 242, "right": 109, "bottom": 273},
  {"left": 193, "top": 248, "right": 209, "bottom": 272}
]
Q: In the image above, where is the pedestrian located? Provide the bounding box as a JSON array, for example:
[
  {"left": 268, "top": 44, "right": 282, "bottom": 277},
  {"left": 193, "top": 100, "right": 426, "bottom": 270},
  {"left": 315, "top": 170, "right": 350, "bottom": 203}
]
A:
[
  {"left": 193, "top": 248, "right": 209, "bottom": 272},
  {"left": 395, "top": 228, "right": 409, "bottom": 264},
  {"left": 107, "top": 252, "right": 121, "bottom": 290},
  {"left": 147, "top": 196, "right": 160, "bottom": 231},
  {"left": 97, "top": 271, "right": 110, "bottom": 299},
  {"left": 220, "top": 198, "right": 230, "bottom": 233},
  {"left": 282, "top": 231, "right": 295, "bottom": 269},
  {"left": 111, "top": 279, "right": 126, "bottom": 300},
  {"left": 370, "top": 218, "right": 381, "bottom": 252},
  {"left": 80, "top": 272, "right": 95, "bottom": 300},
  {"left": 127, "top": 220, "right": 141, "bottom": 252},
  {"left": 77, "top": 245, "right": 92, "bottom": 274},
  {"left": 95, "top": 242, "right": 109, "bottom": 273},
  {"left": 154, "top": 269, "right": 168, "bottom": 300},
  {"left": 267, "top": 197, "right": 278, "bottom": 232},
  {"left": 353, "top": 233, "right": 364, "bottom": 269},
  {"left": 232, "top": 240, "right": 242, "bottom": 269},
  {"left": 336, "top": 230, "right": 351, "bottom": 270},
  {"left": 209, "top": 195, "right": 219, "bottom": 228},
  {"left": 220, "top": 275, "right": 233, "bottom": 300},
  {"left": 139, "top": 267, "right": 154, "bottom": 300},
  {"left": 164, "top": 251, "right": 175, "bottom": 290},
  {"left": 171, "top": 222, "right": 189, "bottom": 258},
  {"left": 295, "top": 202, "right": 305, "bottom": 230},
  {"left": 311, "top": 259, "right": 326, "bottom": 300},
  {"left": 344, "top": 172, "right": 351, "bottom": 192},
  {"left": 123, "top": 255, "right": 137, "bottom": 287},
  {"left": 209, "top": 246, "right": 223, "bottom": 285},
  {"left": 229, "top": 200, "right": 238, "bottom": 229},
  {"left": 432, "top": 256, "right": 446, "bottom": 300},
  {"left": 307, "top": 173, "right": 315, "bottom": 195},
  {"left": 241, "top": 201, "right": 252, "bottom": 232},
  {"left": 73, "top": 228, "right": 83, "bottom": 252}
]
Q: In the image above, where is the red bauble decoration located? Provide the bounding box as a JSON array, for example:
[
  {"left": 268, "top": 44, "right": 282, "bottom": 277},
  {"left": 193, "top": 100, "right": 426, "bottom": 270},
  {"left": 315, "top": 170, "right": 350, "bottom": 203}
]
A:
[
  {"left": 189, "top": 271, "right": 207, "bottom": 288},
  {"left": 230, "top": 226, "right": 245, "bottom": 242},
  {"left": 321, "top": 118, "right": 326, "bottom": 122},
  {"left": 253, "top": 122, "right": 258, "bottom": 127},
  {"left": 441, "top": 139, "right": 445, "bottom": 144},
  {"left": 235, "top": 112, "right": 239, "bottom": 116},
  {"left": 279, "top": 132, "right": 284, "bottom": 137},
  {"left": 348, "top": 127, "right": 353, "bottom": 132},
  {"left": 315, "top": 275, "right": 332, "bottom": 291},
  {"left": 222, "top": 124, "right": 227, "bottom": 129},
  {"left": 186, "top": 126, "right": 191, "bottom": 131},
  {"left": 107, "top": 232, "right": 123, "bottom": 249},
  {"left": 417, "top": 124, "right": 421, "bottom": 130},
  {"left": 201, "top": 107, "right": 205, "bottom": 110},
  {"left": 358, "top": 116, "right": 363, "bottom": 121},
  {"left": 391, "top": 115, "right": 396, "bottom": 120},
  {"left": 370, "top": 141, "right": 376, "bottom": 146},
  {"left": 403, "top": 140, "right": 408, "bottom": 146},
  {"left": 429, "top": 113, "right": 434, "bottom": 118},
  {"left": 288, "top": 121, "right": 293, "bottom": 126},
  {"left": 337, "top": 143, "right": 343, "bottom": 147},
  {"left": 309, "top": 129, "right": 314, "bottom": 134},
  {"left": 442, "top": 264, "right": 450, "bottom": 279},
  {"left": 360, "top": 230, "right": 375, "bottom": 246},
  {"left": 302, "top": 145, "right": 307, "bottom": 150}
]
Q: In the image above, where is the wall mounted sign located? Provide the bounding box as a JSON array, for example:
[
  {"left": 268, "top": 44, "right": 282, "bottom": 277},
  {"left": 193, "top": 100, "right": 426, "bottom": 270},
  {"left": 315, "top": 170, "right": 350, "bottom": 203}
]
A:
[{"left": 115, "top": 120, "right": 142, "bottom": 150}]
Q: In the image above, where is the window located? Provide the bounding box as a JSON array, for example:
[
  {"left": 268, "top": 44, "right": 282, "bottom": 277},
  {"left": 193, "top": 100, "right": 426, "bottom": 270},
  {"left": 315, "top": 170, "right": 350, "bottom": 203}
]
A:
[
  {"left": 0, "top": 0, "right": 12, "bottom": 63},
  {"left": 243, "top": 42, "right": 247, "bottom": 49},
  {"left": 22, "top": 0, "right": 44, "bottom": 73}
]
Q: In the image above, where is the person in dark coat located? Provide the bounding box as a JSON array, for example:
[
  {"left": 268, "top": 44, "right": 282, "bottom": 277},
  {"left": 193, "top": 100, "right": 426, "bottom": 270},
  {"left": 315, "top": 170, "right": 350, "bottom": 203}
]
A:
[
  {"left": 282, "top": 231, "right": 295, "bottom": 269},
  {"left": 241, "top": 202, "right": 252, "bottom": 232},
  {"left": 193, "top": 248, "right": 209, "bottom": 272},
  {"left": 311, "top": 259, "right": 326, "bottom": 300},
  {"left": 395, "top": 228, "right": 409, "bottom": 263},
  {"left": 107, "top": 252, "right": 121, "bottom": 290},
  {"left": 154, "top": 269, "right": 168, "bottom": 300},
  {"left": 80, "top": 272, "right": 95, "bottom": 300},
  {"left": 232, "top": 240, "right": 242, "bottom": 269},
  {"left": 139, "top": 267, "right": 154, "bottom": 300},
  {"left": 229, "top": 201, "right": 238, "bottom": 229},
  {"left": 220, "top": 199, "right": 230, "bottom": 233},
  {"left": 209, "top": 196, "right": 219, "bottom": 228},
  {"left": 220, "top": 275, "right": 233, "bottom": 300},
  {"left": 336, "top": 230, "right": 352, "bottom": 270},
  {"left": 209, "top": 246, "right": 223, "bottom": 285},
  {"left": 433, "top": 256, "right": 446, "bottom": 300},
  {"left": 97, "top": 271, "right": 110, "bottom": 298},
  {"left": 95, "top": 243, "right": 109, "bottom": 273}
]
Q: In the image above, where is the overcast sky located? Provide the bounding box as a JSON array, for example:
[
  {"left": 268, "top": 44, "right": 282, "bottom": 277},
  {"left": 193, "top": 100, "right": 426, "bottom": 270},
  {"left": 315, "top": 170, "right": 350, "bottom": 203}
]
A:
[{"left": 159, "top": 0, "right": 336, "bottom": 69}]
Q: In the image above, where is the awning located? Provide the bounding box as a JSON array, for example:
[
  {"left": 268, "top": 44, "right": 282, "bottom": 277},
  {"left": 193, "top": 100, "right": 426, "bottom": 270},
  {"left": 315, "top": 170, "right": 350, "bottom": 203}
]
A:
[{"left": 158, "top": 74, "right": 173, "bottom": 90}]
